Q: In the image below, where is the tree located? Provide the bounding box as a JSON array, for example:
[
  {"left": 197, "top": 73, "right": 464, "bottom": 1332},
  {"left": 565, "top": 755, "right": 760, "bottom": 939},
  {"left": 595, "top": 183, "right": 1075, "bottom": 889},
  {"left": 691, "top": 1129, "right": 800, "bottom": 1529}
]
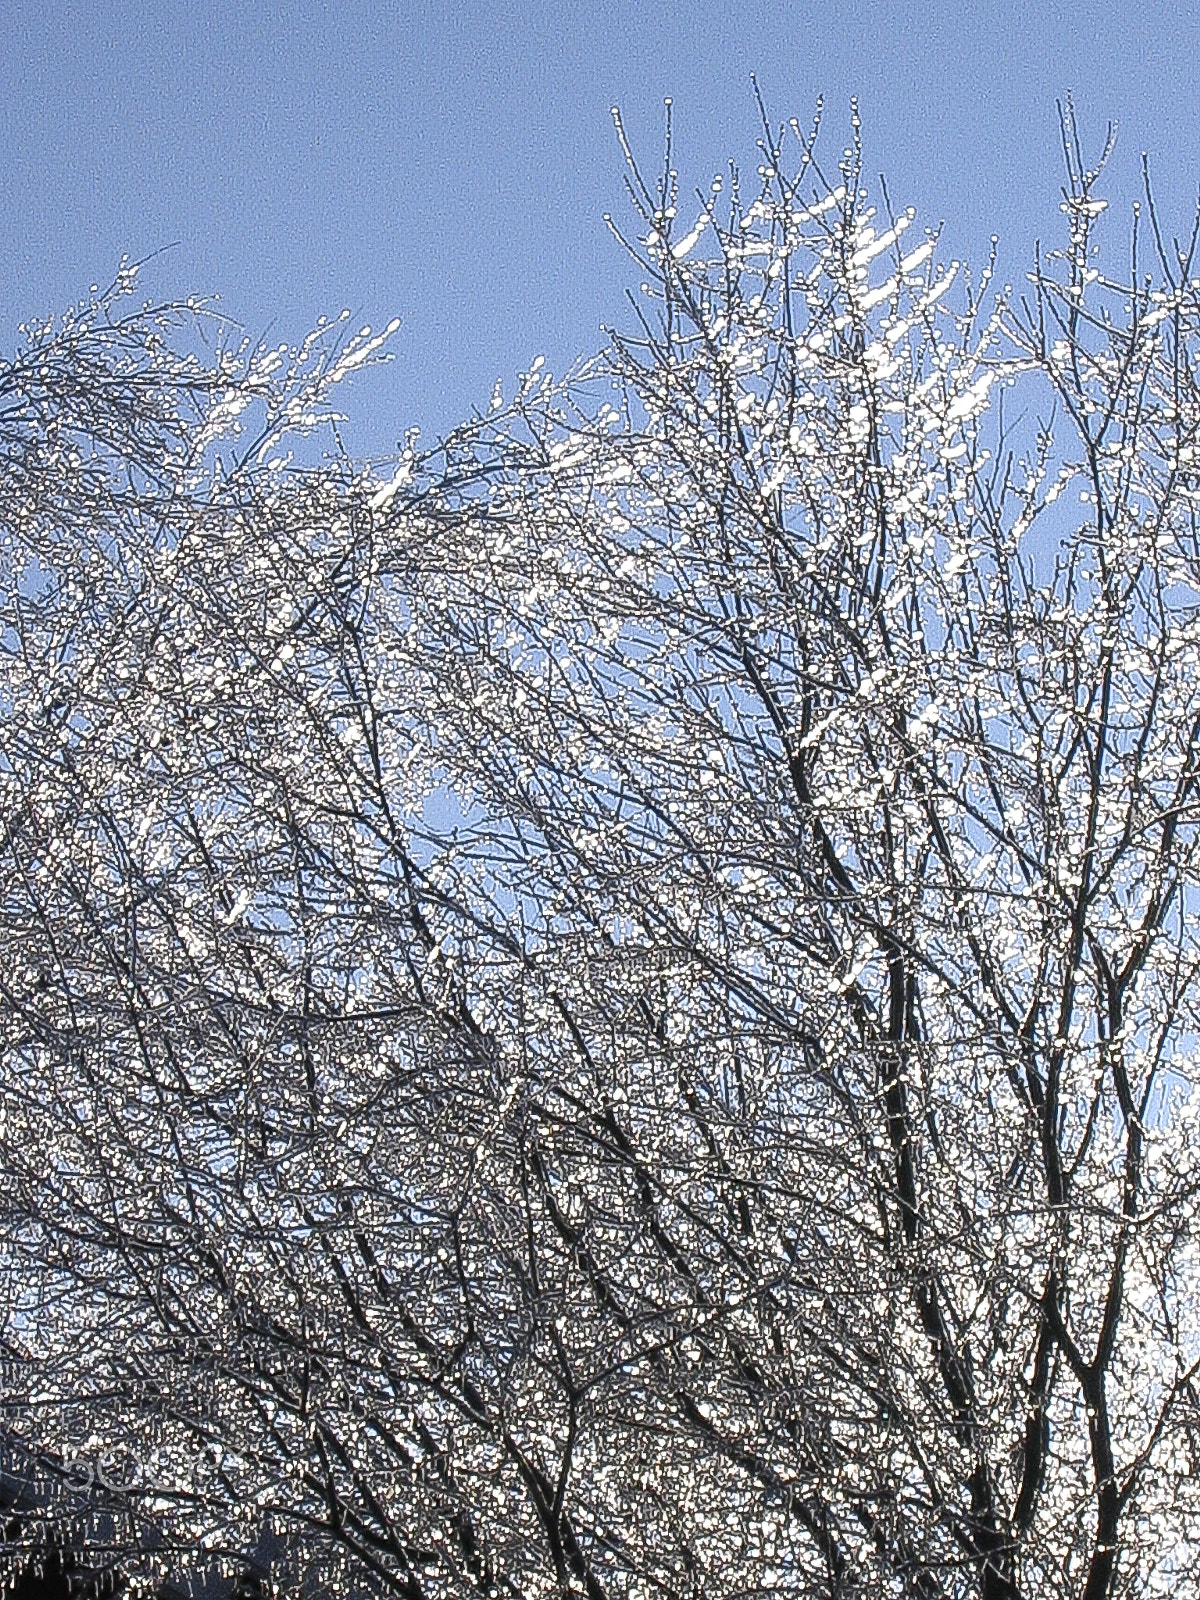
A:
[{"left": 2, "top": 107, "right": 1200, "bottom": 1600}]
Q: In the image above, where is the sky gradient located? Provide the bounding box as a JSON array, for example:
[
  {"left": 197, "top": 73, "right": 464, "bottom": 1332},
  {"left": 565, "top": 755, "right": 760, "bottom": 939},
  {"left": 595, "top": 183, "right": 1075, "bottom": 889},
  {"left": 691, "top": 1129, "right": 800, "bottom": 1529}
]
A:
[{"left": 3, "top": 0, "right": 1198, "bottom": 457}]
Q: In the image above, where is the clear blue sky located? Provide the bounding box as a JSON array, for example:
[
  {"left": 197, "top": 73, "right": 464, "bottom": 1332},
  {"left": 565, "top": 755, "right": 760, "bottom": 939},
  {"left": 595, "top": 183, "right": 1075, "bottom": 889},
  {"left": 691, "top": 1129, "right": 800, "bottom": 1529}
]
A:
[{"left": 2, "top": 0, "right": 1198, "bottom": 457}]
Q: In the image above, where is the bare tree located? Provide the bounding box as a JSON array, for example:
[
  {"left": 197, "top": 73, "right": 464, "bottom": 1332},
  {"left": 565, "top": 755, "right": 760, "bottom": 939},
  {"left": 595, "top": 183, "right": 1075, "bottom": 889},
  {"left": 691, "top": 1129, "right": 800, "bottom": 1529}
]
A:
[{"left": 2, "top": 110, "right": 1200, "bottom": 1600}]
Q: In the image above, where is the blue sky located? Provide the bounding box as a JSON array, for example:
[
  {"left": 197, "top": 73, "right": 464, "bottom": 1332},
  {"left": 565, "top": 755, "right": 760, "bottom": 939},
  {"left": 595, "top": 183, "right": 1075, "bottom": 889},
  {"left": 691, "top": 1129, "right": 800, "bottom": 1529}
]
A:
[{"left": 2, "top": 0, "right": 1198, "bottom": 458}]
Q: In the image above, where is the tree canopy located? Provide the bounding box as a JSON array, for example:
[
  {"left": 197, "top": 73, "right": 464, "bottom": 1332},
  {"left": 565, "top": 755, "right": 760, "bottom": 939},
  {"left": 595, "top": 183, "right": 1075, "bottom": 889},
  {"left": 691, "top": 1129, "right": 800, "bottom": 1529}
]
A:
[{"left": 2, "top": 108, "right": 1199, "bottom": 1600}]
